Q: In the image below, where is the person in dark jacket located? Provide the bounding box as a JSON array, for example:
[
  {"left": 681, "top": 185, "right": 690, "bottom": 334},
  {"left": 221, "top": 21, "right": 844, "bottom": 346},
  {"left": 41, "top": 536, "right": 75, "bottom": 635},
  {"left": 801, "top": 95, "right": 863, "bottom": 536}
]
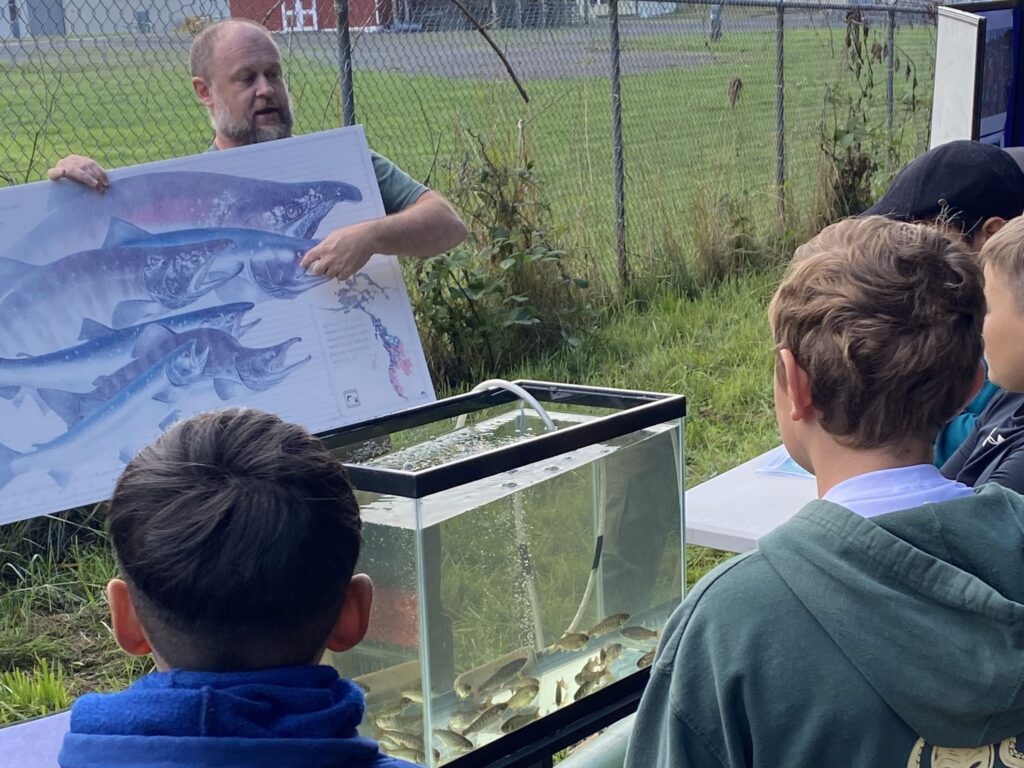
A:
[
  {"left": 58, "top": 408, "right": 423, "bottom": 768},
  {"left": 626, "top": 217, "right": 1024, "bottom": 767},
  {"left": 944, "top": 215, "right": 1024, "bottom": 494}
]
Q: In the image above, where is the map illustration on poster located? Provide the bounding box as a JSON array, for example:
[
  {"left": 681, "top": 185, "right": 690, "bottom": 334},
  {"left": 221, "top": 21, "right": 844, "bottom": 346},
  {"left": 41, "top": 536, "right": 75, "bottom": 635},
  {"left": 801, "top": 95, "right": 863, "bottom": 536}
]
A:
[{"left": 0, "top": 127, "right": 435, "bottom": 525}]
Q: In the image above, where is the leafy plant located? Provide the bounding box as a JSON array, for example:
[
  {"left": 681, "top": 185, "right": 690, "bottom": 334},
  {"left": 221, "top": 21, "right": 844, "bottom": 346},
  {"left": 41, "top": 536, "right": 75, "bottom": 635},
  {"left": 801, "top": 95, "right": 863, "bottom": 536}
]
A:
[
  {"left": 410, "top": 122, "right": 594, "bottom": 386},
  {"left": 817, "top": 11, "right": 926, "bottom": 220}
]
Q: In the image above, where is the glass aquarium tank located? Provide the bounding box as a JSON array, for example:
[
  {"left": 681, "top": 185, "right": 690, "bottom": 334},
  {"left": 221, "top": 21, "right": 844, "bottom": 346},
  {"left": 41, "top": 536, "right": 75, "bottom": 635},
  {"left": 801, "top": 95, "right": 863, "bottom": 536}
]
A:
[{"left": 320, "top": 380, "right": 686, "bottom": 767}]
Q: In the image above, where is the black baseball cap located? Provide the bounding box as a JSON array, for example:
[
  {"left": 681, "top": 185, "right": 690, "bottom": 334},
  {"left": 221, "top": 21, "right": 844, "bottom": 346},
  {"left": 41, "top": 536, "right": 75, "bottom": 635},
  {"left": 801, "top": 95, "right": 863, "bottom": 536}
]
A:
[{"left": 863, "top": 140, "right": 1024, "bottom": 231}]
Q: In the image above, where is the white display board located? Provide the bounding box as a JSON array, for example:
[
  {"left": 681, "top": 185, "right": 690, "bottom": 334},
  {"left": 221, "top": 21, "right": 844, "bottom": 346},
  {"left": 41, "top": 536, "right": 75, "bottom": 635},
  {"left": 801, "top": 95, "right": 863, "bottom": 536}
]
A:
[
  {"left": 930, "top": 6, "right": 985, "bottom": 148},
  {"left": 0, "top": 127, "right": 435, "bottom": 525}
]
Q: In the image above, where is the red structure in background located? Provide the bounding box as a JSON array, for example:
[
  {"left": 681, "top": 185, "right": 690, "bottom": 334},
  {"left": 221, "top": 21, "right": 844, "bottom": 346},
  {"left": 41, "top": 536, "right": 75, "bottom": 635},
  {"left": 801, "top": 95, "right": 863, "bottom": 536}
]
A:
[{"left": 229, "top": 0, "right": 391, "bottom": 32}]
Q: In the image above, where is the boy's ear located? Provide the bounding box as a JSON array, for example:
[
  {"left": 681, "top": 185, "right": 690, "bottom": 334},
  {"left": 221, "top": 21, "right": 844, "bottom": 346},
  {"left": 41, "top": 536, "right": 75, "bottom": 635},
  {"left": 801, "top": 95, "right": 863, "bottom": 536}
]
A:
[
  {"left": 326, "top": 574, "right": 373, "bottom": 653},
  {"left": 107, "top": 579, "right": 153, "bottom": 657},
  {"left": 981, "top": 216, "right": 1007, "bottom": 242},
  {"left": 779, "top": 348, "right": 815, "bottom": 421}
]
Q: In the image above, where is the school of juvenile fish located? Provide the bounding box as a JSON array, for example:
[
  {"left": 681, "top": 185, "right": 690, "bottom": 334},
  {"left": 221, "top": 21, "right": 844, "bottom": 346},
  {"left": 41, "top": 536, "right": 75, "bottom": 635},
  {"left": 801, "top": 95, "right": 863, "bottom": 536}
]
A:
[{"left": 368, "top": 619, "right": 664, "bottom": 762}]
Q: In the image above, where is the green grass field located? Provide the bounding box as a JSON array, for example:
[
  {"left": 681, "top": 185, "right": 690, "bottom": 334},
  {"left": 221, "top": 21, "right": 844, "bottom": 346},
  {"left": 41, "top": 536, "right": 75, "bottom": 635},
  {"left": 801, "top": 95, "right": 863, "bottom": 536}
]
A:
[
  {"left": 0, "top": 12, "right": 934, "bottom": 723},
  {"left": 3, "top": 15, "right": 935, "bottom": 284}
]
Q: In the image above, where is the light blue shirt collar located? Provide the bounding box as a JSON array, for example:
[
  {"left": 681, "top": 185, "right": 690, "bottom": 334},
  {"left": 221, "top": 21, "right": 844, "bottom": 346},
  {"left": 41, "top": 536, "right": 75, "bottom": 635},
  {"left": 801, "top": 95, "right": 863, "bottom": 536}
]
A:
[{"left": 823, "top": 464, "right": 973, "bottom": 518}]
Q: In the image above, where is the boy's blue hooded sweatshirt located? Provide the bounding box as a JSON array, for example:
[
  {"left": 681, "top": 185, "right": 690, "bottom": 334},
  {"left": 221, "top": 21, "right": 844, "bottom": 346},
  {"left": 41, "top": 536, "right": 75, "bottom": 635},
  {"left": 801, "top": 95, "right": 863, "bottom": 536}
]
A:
[{"left": 58, "top": 665, "right": 421, "bottom": 768}]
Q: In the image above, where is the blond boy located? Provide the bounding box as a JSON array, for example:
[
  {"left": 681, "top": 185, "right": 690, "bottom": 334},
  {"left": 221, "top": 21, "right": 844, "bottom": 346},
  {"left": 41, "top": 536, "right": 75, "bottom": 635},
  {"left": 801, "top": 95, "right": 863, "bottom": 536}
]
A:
[{"left": 943, "top": 216, "right": 1024, "bottom": 493}]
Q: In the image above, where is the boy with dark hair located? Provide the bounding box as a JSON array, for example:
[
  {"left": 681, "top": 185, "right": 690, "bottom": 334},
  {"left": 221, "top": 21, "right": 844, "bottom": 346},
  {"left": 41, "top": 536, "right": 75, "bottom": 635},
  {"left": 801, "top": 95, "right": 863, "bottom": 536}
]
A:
[
  {"left": 625, "top": 217, "right": 1024, "bottom": 767},
  {"left": 943, "top": 215, "right": 1024, "bottom": 493},
  {"left": 58, "top": 408, "right": 422, "bottom": 768},
  {"left": 863, "top": 139, "right": 1024, "bottom": 463}
]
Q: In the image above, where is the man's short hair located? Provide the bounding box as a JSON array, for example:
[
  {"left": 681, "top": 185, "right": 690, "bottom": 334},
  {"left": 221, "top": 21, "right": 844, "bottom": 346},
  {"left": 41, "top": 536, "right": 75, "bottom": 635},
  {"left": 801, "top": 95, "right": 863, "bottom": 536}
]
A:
[
  {"left": 190, "top": 18, "right": 276, "bottom": 80},
  {"left": 981, "top": 215, "right": 1024, "bottom": 312},
  {"left": 107, "top": 408, "right": 362, "bottom": 670},
  {"left": 769, "top": 216, "right": 984, "bottom": 451}
]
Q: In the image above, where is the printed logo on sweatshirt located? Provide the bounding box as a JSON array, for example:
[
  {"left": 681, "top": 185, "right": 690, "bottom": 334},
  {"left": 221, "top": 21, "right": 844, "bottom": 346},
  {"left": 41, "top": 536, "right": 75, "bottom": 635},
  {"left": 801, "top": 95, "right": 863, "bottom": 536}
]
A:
[
  {"left": 984, "top": 428, "right": 1008, "bottom": 447},
  {"left": 907, "top": 736, "right": 1024, "bottom": 768}
]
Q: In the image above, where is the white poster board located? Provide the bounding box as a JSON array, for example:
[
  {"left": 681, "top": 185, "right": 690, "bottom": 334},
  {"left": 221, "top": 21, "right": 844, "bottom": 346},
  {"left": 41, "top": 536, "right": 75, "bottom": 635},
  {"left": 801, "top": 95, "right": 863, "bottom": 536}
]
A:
[
  {"left": 0, "top": 127, "right": 435, "bottom": 525},
  {"left": 930, "top": 6, "right": 985, "bottom": 148}
]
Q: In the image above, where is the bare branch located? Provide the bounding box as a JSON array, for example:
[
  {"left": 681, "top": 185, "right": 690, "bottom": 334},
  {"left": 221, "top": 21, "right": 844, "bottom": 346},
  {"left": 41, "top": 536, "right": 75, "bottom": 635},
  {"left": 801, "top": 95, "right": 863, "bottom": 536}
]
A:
[
  {"left": 24, "top": 70, "right": 63, "bottom": 184},
  {"left": 445, "top": 0, "right": 530, "bottom": 103}
]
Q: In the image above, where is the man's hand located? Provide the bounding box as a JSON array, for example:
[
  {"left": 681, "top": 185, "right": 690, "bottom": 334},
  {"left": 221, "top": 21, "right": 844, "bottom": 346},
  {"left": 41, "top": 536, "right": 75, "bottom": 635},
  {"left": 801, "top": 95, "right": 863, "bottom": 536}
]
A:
[
  {"left": 300, "top": 220, "right": 377, "bottom": 282},
  {"left": 47, "top": 154, "right": 110, "bottom": 192},
  {"left": 299, "top": 191, "right": 468, "bottom": 282}
]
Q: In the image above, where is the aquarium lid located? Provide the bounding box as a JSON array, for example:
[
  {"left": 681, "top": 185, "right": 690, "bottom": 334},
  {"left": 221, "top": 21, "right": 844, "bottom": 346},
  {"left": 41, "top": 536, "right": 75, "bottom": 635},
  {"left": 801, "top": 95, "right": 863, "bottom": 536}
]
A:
[
  {"left": 358, "top": 414, "right": 677, "bottom": 528},
  {"left": 322, "top": 381, "right": 686, "bottom": 498}
]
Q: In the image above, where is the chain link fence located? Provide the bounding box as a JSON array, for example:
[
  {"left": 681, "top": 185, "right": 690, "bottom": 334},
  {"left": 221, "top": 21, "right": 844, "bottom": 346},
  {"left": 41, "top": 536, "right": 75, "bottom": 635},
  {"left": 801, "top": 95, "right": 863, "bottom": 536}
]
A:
[{"left": 2, "top": 0, "right": 935, "bottom": 288}]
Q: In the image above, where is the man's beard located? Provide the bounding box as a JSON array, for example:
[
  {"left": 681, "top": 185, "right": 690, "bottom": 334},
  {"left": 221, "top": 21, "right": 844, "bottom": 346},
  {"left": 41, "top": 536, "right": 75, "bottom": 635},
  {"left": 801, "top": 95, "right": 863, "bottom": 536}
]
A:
[{"left": 212, "top": 100, "right": 294, "bottom": 145}]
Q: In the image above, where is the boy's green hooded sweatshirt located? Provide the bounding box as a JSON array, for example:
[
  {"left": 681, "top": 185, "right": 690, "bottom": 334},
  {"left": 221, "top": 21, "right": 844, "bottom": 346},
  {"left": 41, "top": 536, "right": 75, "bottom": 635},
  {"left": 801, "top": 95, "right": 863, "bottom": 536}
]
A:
[{"left": 626, "top": 484, "right": 1024, "bottom": 768}]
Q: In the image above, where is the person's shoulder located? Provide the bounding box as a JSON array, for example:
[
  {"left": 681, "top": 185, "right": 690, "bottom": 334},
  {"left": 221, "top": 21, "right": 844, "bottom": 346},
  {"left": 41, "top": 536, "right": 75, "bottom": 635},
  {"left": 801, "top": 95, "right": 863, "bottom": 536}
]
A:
[
  {"left": 974, "top": 480, "right": 1024, "bottom": 510},
  {"left": 689, "top": 548, "right": 786, "bottom": 608},
  {"left": 982, "top": 386, "right": 1024, "bottom": 419},
  {"left": 659, "top": 549, "right": 788, "bottom": 651}
]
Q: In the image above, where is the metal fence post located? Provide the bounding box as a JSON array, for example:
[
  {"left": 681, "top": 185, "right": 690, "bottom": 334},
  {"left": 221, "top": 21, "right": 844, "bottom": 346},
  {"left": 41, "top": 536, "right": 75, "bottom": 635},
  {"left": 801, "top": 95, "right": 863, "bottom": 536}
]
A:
[
  {"left": 333, "top": 0, "right": 356, "bottom": 126},
  {"left": 774, "top": 0, "right": 785, "bottom": 230},
  {"left": 886, "top": 0, "right": 896, "bottom": 164},
  {"left": 609, "top": 0, "right": 630, "bottom": 290}
]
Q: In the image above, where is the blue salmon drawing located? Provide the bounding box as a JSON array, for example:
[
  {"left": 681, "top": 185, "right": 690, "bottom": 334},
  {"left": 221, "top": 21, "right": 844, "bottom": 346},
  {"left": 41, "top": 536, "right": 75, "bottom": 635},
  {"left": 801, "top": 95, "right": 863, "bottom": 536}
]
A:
[
  {"left": 0, "top": 302, "right": 257, "bottom": 400},
  {"left": 100, "top": 219, "right": 329, "bottom": 302},
  {"left": 2, "top": 171, "right": 363, "bottom": 264},
  {"left": 0, "top": 240, "right": 243, "bottom": 356},
  {"left": 0, "top": 340, "right": 209, "bottom": 490},
  {"left": 40, "top": 327, "right": 310, "bottom": 427}
]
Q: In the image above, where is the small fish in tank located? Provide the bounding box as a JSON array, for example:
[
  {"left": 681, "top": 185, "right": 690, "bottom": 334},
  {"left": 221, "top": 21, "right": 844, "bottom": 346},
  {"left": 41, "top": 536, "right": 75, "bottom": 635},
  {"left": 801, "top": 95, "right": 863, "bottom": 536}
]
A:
[
  {"left": 377, "top": 712, "right": 423, "bottom": 732},
  {"left": 589, "top": 612, "right": 631, "bottom": 636},
  {"left": 380, "top": 729, "right": 425, "bottom": 751},
  {"left": 620, "top": 625, "right": 660, "bottom": 642},
  {"left": 433, "top": 728, "right": 473, "bottom": 751},
  {"left": 463, "top": 702, "right": 509, "bottom": 734},
  {"left": 602, "top": 643, "right": 623, "bottom": 663},
  {"left": 575, "top": 658, "right": 610, "bottom": 686},
  {"left": 501, "top": 710, "right": 540, "bottom": 734},
  {"left": 637, "top": 649, "right": 656, "bottom": 669},
  {"left": 574, "top": 678, "right": 605, "bottom": 701},
  {"left": 505, "top": 681, "right": 540, "bottom": 709},
  {"left": 553, "top": 632, "right": 590, "bottom": 652},
  {"left": 400, "top": 688, "right": 424, "bottom": 704},
  {"left": 454, "top": 650, "right": 533, "bottom": 701}
]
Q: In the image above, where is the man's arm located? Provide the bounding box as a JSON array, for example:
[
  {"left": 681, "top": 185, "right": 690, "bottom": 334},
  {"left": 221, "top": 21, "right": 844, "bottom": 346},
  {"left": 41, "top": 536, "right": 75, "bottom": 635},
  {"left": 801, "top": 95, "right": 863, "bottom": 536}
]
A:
[
  {"left": 299, "top": 190, "right": 468, "bottom": 281},
  {"left": 47, "top": 155, "right": 109, "bottom": 191}
]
